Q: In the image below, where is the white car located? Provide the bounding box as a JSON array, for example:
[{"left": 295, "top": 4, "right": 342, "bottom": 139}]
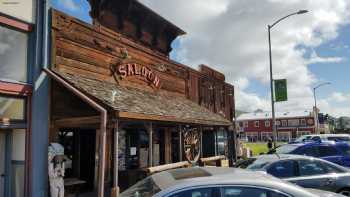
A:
[{"left": 294, "top": 134, "right": 350, "bottom": 143}]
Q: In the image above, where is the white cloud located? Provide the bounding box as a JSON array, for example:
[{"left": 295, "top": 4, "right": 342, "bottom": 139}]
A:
[
  {"left": 235, "top": 90, "right": 271, "bottom": 112},
  {"left": 232, "top": 77, "right": 249, "bottom": 90},
  {"left": 59, "top": 0, "right": 79, "bottom": 12},
  {"left": 140, "top": 0, "right": 350, "bottom": 115},
  {"left": 307, "top": 50, "right": 344, "bottom": 64},
  {"left": 329, "top": 92, "right": 350, "bottom": 103},
  {"left": 318, "top": 97, "right": 350, "bottom": 117}
]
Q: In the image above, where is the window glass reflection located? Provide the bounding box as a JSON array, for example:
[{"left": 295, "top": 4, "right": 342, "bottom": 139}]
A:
[
  {"left": 0, "top": 25, "right": 28, "bottom": 82},
  {"left": 11, "top": 129, "right": 26, "bottom": 197},
  {"left": 0, "top": 96, "right": 25, "bottom": 120},
  {"left": 216, "top": 128, "right": 227, "bottom": 155}
]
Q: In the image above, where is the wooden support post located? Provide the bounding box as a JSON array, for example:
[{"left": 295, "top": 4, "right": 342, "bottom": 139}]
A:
[
  {"left": 179, "top": 125, "right": 183, "bottom": 161},
  {"left": 164, "top": 129, "right": 171, "bottom": 164},
  {"left": 200, "top": 126, "right": 203, "bottom": 158},
  {"left": 112, "top": 119, "right": 120, "bottom": 197},
  {"left": 148, "top": 122, "right": 153, "bottom": 167}
]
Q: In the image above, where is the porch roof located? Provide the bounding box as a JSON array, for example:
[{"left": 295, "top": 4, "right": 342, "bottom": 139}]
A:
[{"left": 53, "top": 71, "right": 232, "bottom": 126}]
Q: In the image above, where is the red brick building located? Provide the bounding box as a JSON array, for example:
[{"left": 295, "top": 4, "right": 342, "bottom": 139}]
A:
[{"left": 237, "top": 110, "right": 316, "bottom": 142}]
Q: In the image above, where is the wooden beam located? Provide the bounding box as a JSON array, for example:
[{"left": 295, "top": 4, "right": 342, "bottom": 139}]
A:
[
  {"left": 147, "top": 161, "right": 190, "bottom": 174},
  {"left": 200, "top": 155, "right": 229, "bottom": 167},
  {"left": 117, "top": 111, "right": 231, "bottom": 126},
  {"left": 54, "top": 116, "right": 100, "bottom": 127},
  {"left": 200, "top": 155, "right": 226, "bottom": 162}
]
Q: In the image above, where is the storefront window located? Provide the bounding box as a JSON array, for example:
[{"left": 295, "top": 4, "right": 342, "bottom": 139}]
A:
[
  {"left": 216, "top": 129, "right": 227, "bottom": 156},
  {"left": 0, "top": 25, "right": 28, "bottom": 83},
  {"left": 0, "top": 96, "right": 25, "bottom": 120},
  {"left": 11, "top": 129, "right": 26, "bottom": 197}
]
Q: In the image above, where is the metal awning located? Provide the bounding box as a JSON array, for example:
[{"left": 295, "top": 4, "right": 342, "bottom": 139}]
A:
[{"left": 53, "top": 70, "right": 232, "bottom": 126}]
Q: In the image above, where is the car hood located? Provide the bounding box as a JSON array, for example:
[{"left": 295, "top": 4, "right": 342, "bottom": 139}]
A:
[{"left": 306, "top": 189, "right": 345, "bottom": 197}]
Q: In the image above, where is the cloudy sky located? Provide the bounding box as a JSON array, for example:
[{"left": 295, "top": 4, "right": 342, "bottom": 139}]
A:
[{"left": 52, "top": 0, "right": 350, "bottom": 117}]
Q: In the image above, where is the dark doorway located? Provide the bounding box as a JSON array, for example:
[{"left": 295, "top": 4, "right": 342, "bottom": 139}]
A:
[
  {"left": 202, "top": 130, "right": 216, "bottom": 157},
  {"left": 157, "top": 128, "right": 166, "bottom": 165},
  {"left": 171, "top": 131, "right": 180, "bottom": 163},
  {"left": 78, "top": 130, "right": 96, "bottom": 191},
  {"left": 59, "top": 129, "right": 96, "bottom": 192}
]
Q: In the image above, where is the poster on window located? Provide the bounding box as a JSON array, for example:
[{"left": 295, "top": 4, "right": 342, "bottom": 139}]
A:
[
  {"left": 0, "top": 0, "right": 36, "bottom": 23},
  {"left": 153, "top": 144, "right": 160, "bottom": 166},
  {"left": 139, "top": 148, "right": 148, "bottom": 168}
]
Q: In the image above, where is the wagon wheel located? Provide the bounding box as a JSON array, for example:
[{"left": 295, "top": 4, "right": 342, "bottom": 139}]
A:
[{"left": 183, "top": 129, "right": 201, "bottom": 164}]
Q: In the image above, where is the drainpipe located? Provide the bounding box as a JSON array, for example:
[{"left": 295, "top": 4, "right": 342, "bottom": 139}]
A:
[{"left": 43, "top": 68, "right": 107, "bottom": 197}]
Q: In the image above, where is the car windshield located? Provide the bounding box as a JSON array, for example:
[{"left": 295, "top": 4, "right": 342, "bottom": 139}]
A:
[
  {"left": 120, "top": 177, "right": 161, "bottom": 197},
  {"left": 295, "top": 136, "right": 312, "bottom": 142},
  {"left": 235, "top": 158, "right": 270, "bottom": 170},
  {"left": 328, "top": 136, "right": 350, "bottom": 142},
  {"left": 275, "top": 145, "right": 298, "bottom": 154}
]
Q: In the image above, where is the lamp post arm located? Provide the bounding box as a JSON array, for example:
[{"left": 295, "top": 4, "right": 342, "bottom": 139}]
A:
[
  {"left": 314, "top": 82, "right": 331, "bottom": 90},
  {"left": 269, "top": 12, "right": 299, "bottom": 29}
]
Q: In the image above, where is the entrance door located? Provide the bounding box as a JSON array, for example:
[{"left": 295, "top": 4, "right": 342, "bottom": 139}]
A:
[{"left": 0, "top": 132, "right": 5, "bottom": 197}]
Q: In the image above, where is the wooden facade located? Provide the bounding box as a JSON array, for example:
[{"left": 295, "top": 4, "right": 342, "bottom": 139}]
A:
[
  {"left": 51, "top": 11, "right": 234, "bottom": 121},
  {"left": 48, "top": 1, "right": 235, "bottom": 196}
]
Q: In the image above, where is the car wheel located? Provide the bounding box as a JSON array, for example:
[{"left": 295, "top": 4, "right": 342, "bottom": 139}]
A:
[{"left": 339, "top": 188, "right": 350, "bottom": 196}]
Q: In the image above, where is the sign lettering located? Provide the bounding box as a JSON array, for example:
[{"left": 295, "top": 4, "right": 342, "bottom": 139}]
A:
[{"left": 116, "top": 63, "right": 161, "bottom": 88}]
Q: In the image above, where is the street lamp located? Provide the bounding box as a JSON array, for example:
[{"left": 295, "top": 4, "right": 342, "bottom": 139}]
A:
[
  {"left": 313, "top": 82, "right": 331, "bottom": 134},
  {"left": 268, "top": 10, "right": 308, "bottom": 148}
]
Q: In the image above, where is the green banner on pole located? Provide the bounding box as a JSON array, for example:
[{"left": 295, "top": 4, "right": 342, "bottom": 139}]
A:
[{"left": 274, "top": 79, "right": 287, "bottom": 102}]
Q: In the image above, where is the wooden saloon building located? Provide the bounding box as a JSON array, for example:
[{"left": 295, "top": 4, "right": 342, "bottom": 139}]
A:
[{"left": 47, "top": 0, "right": 235, "bottom": 196}]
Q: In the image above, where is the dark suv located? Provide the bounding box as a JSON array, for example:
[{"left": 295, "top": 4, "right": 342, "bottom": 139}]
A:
[{"left": 273, "top": 142, "right": 350, "bottom": 167}]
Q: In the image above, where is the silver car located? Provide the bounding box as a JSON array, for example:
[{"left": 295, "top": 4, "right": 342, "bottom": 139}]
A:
[
  {"left": 120, "top": 167, "right": 343, "bottom": 197},
  {"left": 236, "top": 154, "right": 350, "bottom": 196}
]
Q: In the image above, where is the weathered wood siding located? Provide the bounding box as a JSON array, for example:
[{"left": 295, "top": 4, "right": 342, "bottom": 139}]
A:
[{"left": 51, "top": 10, "right": 235, "bottom": 121}]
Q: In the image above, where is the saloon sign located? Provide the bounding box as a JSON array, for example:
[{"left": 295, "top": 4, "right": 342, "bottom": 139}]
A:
[{"left": 115, "top": 63, "right": 161, "bottom": 88}]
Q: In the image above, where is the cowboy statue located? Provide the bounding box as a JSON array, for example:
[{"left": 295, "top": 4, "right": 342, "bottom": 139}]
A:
[{"left": 48, "top": 143, "right": 66, "bottom": 197}]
